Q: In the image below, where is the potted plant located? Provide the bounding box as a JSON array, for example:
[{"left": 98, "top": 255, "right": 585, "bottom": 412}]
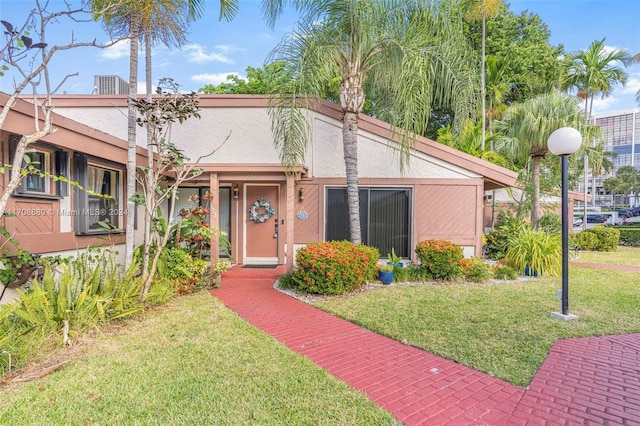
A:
[
  {"left": 506, "top": 225, "right": 560, "bottom": 277},
  {"left": 378, "top": 264, "right": 394, "bottom": 285},
  {"left": 387, "top": 247, "right": 403, "bottom": 268}
]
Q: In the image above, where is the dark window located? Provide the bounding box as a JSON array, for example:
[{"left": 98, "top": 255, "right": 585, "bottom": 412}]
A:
[
  {"left": 74, "top": 152, "right": 122, "bottom": 235},
  {"left": 326, "top": 187, "right": 411, "bottom": 258},
  {"left": 8, "top": 134, "right": 67, "bottom": 197}
]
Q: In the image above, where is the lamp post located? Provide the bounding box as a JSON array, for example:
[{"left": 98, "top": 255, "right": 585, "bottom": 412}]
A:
[{"left": 548, "top": 127, "right": 582, "bottom": 321}]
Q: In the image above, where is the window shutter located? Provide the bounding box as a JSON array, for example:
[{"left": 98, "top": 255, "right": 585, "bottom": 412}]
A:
[
  {"left": 8, "top": 134, "right": 27, "bottom": 194},
  {"left": 73, "top": 152, "right": 89, "bottom": 234}
]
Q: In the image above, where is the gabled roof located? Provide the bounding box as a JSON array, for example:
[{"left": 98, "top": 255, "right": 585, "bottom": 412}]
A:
[
  {"left": 0, "top": 93, "right": 147, "bottom": 163},
  {"left": 17, "top": 93, "right": 518, "bottom": 189}
]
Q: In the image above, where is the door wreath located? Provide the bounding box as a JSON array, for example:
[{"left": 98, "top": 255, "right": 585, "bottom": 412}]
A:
[{"left": 249, "top": 198, "right": 276, "bottom": 223}]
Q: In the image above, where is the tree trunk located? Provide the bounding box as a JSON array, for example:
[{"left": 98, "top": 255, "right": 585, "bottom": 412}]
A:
[
  {"left": 531, "top": 155, "right": 541, "bottom": 230},
  {"left": 343, "top": 111, "right": 361, "bottom": 244},
  {"left": 142, "top": 36, "right": 153, "bottom": 281},
  {"left": 124, "top": 19, "right": 140, "bottom": 269}
]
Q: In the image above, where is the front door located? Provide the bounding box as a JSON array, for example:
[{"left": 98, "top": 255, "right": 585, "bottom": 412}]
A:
[{"left": 244, "top": 184, "right": 279, "bottom": 264}]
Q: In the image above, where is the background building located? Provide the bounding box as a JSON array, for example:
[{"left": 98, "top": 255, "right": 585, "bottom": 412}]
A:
[{"left": 581, "top": 108, "right": 640, "bottom": 207}]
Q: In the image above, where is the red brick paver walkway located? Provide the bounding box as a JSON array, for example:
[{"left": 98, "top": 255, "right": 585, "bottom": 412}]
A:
[{"left": 213, "top": 266, "right": 640, "bottom": 425}]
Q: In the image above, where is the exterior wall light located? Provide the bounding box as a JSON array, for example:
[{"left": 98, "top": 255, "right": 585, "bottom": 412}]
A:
[
  {"left": 233, "top": 185, "right": 239, "bottom": 200},
  {"left": 299, "top": 187, "right": 305, "bottom": 201}
]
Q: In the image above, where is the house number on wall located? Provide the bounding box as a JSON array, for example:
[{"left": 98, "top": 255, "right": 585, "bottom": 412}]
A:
[{"left": 297, "top": 209, "right": 308, "bottom": 220}]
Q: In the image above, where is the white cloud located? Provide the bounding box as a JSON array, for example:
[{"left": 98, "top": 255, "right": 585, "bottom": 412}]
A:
[
  {"left": 190, "top": 72, "right": 241, "bottom": 85},
  {"left": 591, "top": 95, "right": 622, "bottom": 113},
  {"left": 183, "top": 44, "right": 235, "bottom": 64},
  {"left": 620, "top": 75, "right": 640, "bottom": 96},
  {"left": 214, "top": 45, "right": 245, "bottom": 53},
  {"left": 101, "top": 40, "right": 130, "bottom": 60}
]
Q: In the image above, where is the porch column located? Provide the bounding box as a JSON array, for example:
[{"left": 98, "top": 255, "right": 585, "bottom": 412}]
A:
[
  {"left": 209, "top": 172, "right": 220, "bottom": 267},
  {"left": 286, "top": 174, "right": 295, "bottom": 272}
]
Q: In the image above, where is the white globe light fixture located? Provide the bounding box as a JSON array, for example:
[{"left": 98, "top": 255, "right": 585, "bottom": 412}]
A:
[
  {"left": 548, "top": 126, "right": 581, "bottom": 321},
  {"left": 548, "top": 127, "right": 582, "bottom": 156}
]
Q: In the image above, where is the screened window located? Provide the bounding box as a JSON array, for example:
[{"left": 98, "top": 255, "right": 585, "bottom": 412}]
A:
[
  {"left": 325, "top": 187, "right": 411, "bottom": 258},
  {"left": 74, "top": 152, "right": 123, "bottom": 235}
]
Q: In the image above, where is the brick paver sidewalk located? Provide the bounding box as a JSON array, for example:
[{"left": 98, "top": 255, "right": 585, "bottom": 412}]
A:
[{"left": 213, "top": 266, "right": 640, "bottom": 425}]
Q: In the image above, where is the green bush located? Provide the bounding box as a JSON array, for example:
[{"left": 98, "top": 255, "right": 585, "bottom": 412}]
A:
[
  {"left": 575, "top": 230, "right": 599, "bottom": 251},
  {"left": 617, "top": 227, "right": 640, "bottom": 246},
  {"left": 539, "top": 212, "right": 562, "bottom": 234},
  {"left": 0, "top": 248, "right": 144, "bottom": 373},
  {"left": 460, "top": 257, "right": 492, "bottom": 282},
  {"left": 492, "top": 264, "right": 518, "bottom": 280},
  {"left": 575, "top": 226, "right": 620, "bottom": 251},
  {"left": 291, "top": 241, "right": 379, "bottom": 295},
  {"left": 157, "top": 248, "right": 208, "bottom": 280},
  {"left": 414, "top": 239, "right": 463, "bottom": 281},
  {"left": 484, "top": 211, "right": 528, "bottom": 260},
  {"left": 506, "top": 226, "right": 561, "bottom": 277}
]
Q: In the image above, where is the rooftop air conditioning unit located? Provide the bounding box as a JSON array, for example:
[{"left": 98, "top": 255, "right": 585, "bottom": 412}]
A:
[{"left": 94, "top": 75, "right": 129, "bottom": 95}]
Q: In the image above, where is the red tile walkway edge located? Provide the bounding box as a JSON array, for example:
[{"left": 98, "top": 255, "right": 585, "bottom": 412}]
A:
[{"left": 213, "top": 266, "right": 640, "bottom": 425}]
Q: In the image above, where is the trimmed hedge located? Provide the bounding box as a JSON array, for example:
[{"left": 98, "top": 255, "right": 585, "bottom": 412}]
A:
[
  {"left": 573, "top": 225, "right": 619, "bottom": 251},
  {"left": 415, "top": 239, "right": 463, "bottom": 280},
  {"left": 292, "top": 241, "right": 379, "bottom": 295},
  {"left": 616, "top": 227, "right": 640, "bottom": 246}
]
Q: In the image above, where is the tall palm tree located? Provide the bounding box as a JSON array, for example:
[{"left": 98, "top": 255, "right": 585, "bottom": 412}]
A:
[
  {"left": 565, "top": 38, "right": 630, "bottom": 118},
  {"left": 90, "top": 0, "right": 229, "bottom": 267},
  {"left": 266, "top": 0, "right": 477, "bottom": 244},
  {"left": 564, "top": 38, "right": 630, "bottom": 213},
  {"left": 493, "top": 91, "right": 599, "bottom": 229},
  {"left": 461, "top": 0, "right": 503, "bottom": 149}
]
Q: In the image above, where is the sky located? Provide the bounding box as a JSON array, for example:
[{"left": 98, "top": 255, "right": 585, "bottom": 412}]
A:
[{"left": 1, "top": 0, "right": 639, "bottom": 115}]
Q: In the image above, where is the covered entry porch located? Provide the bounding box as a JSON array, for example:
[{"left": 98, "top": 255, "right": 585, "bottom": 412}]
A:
[{"left": 193, "top": 164, "right": 307, "bottom": 273}]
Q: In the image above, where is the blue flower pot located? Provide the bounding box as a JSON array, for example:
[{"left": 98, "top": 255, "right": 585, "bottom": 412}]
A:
[
  {"left": 379, "top": 270, "right": 394, "bottom": 285},
  {"left": 524, "top": 265, "right": 538, "bottom": 277}
]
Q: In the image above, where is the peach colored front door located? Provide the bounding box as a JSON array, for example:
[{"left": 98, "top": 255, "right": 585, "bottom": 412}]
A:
[{"left": 244, "top": 184, "right": 279, "bottom": 264}]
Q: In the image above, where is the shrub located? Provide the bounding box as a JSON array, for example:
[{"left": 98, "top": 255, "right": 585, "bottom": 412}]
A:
[
  {"left": 617, "top": 227, "right": 640, "bottom": 246},
  {"left": 276, "top": 272, "right": 297, "bottom": 290},
  {"left": 157, "top": 248, "right": 208, "bottom": 280},
  {"left": 575, "top": 231, "right": 599, "bottom": 251},
  {"left": 484, "top": 212, "right": 528, "bottom": 260},
  {"left": 414, "top": 239, "right": 463, "bottom": 281},
  {"left": 405, "top": 262, "right": 430, "bottom": 282},
  {"left": 506, "top": 226, "right": 561, "bottom": 277},
  {"left": 492, "top": 264, "right": 518, "bottom": 280},
  {"left": 460, "top": 257, "right": 492, "bottom": 282},
  {"left": 574, "top": 226, "right": 619, "bottom": 251},
  {"left": 539, "top": 212, "right": 561, "bottom": 234},
  {"left": 291, "top": 241, "right": 379, "bottom": 295}
]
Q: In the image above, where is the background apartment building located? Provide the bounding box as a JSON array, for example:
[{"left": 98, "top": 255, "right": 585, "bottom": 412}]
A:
[{"left": 580, "top": 108, "right": 640, "bottom": 207}]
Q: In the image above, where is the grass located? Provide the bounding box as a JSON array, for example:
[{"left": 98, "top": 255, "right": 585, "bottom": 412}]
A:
[
  {"left": 573, "top": 245, "right": 640, "bottom": 267},
  {"left": 0, "top": 292, "right": 397, "bottom": 425},
  {"left": 314, "top": 260, "right": 640, "bottom": 387}
]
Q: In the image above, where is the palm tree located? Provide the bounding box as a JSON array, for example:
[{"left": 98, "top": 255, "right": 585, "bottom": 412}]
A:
[
  {"left": 493, "top": 91, "right": 599, "bottom": 229},
  {"left": 266, "top": 0, "right": 477, "bottom": 244},
  {"left": 564, "top": 38, "right": 630, "bottom": 215},
  {"left": 90, "top": 0, "right": 227, "bottom": 268},
  {"left": 461, "top": 0, "right": 503, "bottom": 149},
  {"left": 565, "top": 38, "right": 630, "bottom": 118},
  {"left": 437, "top": 120, "right": 510, "bottom": 168}
]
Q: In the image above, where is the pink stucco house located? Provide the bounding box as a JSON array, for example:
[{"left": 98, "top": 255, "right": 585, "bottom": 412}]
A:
[{"left": 1, "top": 93, "right": 517, "bottom": 270}]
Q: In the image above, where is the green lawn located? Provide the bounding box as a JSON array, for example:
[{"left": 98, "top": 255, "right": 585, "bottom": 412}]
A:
[
  {"left": 314, "top": 261, "right": 640, "bottom": 387},
  {"left": 0, "top": 293, "right": 397, "bottom": 425},
  {"left": 573, "top": 245, "right": 640, "bottom": 267}
]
